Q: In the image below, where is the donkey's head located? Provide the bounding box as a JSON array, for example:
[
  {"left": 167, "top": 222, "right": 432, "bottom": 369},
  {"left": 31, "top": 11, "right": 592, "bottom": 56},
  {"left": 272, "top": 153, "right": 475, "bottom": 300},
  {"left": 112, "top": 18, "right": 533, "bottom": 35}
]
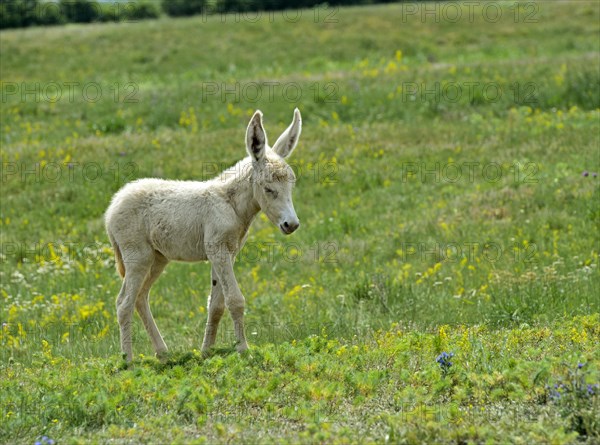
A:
[{"left": 246, "top": 109, "right": 302, "bottom": 235}]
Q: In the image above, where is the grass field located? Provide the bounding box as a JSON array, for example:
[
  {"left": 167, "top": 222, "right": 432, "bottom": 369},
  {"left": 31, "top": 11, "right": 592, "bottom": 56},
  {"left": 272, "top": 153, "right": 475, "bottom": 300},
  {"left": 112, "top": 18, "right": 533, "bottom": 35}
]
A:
[{"left": 1, "top": 1, "right": 599, "bottom": 443}]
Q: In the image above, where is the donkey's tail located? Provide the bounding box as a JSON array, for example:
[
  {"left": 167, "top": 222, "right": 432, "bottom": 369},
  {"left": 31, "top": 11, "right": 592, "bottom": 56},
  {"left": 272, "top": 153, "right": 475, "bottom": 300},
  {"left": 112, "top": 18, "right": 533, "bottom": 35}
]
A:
[
  {"left": 108, "top": 233, "right": 125, "bottom": 278},
  {"left": 113, "top": 242, "right": 125, "bottom": 278}
]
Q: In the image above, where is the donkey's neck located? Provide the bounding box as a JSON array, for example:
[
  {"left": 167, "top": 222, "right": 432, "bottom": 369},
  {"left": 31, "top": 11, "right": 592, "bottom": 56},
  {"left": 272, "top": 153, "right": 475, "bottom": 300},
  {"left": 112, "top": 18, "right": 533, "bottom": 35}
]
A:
[{"left": 218, "top": 157, "right": 261, "bottom": 227}]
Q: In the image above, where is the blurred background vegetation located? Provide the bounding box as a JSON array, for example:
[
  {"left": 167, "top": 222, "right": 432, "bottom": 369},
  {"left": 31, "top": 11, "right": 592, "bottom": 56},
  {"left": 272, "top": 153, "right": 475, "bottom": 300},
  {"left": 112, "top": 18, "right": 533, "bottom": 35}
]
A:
[{"left": 2, "top": 0, "right": 416, "bottom": 29}]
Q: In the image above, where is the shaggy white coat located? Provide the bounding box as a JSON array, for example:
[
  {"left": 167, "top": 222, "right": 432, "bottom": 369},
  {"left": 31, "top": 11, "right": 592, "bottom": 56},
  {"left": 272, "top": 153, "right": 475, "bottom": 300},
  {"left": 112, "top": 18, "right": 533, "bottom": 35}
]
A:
[{"left": 105, "top": 109, "right": 302, "bottom": 362}]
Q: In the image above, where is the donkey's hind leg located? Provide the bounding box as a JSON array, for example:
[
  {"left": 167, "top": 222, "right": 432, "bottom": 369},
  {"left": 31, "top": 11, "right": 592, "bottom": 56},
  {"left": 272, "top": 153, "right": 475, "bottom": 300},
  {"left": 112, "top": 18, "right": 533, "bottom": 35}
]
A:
[
  {"left": 136, "top": 253, "right": 169, "bottom": 360},
  {"left": 116, "top": 244, "right": 154, "bottom": 362}
]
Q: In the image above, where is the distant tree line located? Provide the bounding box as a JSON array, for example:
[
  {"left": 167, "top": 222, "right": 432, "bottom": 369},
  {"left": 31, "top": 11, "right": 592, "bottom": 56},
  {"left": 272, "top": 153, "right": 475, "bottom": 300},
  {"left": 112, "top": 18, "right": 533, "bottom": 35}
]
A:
[
  {"left": 1, "top": 0, "right": 413, "bottom": 29},
  {"left": 0, "top": 0, "right": 160, "bottom": 28},
  {"left": 162, "top": 0, "right": 400, "bottom": 17}
]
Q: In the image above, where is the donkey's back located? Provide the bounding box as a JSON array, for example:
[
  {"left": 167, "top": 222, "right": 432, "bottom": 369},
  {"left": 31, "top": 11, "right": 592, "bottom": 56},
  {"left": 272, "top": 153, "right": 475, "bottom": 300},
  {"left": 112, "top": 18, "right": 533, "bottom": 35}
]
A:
[{"left": 106, "top": 177, "right": 237, "bottom": 263}]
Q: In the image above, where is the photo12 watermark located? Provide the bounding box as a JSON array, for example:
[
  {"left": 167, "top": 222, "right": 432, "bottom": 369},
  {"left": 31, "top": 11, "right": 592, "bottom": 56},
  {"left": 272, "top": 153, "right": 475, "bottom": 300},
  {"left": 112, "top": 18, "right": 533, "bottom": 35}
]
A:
[
  {"left": 198, "top": 160, "right": 338, "bottom": 184},
  {"left": 199, "top": 81, "right": 340, "bottom": 104},
  {"left": 398, "top": 81, "right": 538, "bottom": 106},
  {"left": 398, "top": 1, "right": 539, "bottom": 24},
  {"left": 1, "top": 81, "right": 139, "bottom": 104},
  {"left": 398, "top": 161, "right": 539, "bottom": 184},
  {"left": 395, "top": 241, "right": 538, "bottom": 264},
  {"left": 174, "top": 3, "right": 339, "bottom": 23},
  {"left": 1, "top": 161, "right": 139, "bottom": 184}
]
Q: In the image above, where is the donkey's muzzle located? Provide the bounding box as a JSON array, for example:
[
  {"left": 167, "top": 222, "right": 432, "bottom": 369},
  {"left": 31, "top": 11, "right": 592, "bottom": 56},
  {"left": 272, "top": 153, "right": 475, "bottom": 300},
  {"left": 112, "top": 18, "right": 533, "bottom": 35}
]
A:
[{"left": 280, "top": 220, "right": 300, "bottom": 235}]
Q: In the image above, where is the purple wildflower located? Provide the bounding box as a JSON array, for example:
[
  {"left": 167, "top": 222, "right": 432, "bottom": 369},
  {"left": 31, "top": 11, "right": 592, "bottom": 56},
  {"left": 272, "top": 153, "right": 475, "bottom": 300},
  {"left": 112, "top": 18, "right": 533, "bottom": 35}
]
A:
[
  {"left": 549, "top": 390, "right": 562, "bottom": 401},
  {"left": 436, "top": 352, "right": 454, "bottom": 373}
]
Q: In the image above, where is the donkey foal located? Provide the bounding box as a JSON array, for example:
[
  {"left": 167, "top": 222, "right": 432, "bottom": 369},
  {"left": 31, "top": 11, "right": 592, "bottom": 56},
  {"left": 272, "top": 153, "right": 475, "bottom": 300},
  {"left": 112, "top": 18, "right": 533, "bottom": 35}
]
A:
[{"left": 105, "top": 109, "right": 302, "bottom": 362}]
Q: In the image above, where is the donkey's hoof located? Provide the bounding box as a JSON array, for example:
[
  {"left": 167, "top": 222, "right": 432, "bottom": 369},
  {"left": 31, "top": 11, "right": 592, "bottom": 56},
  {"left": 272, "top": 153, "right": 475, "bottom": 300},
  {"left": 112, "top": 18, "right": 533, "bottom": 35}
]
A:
[{"left": 156, "top": 351, "right": 169, "bottom": 363}]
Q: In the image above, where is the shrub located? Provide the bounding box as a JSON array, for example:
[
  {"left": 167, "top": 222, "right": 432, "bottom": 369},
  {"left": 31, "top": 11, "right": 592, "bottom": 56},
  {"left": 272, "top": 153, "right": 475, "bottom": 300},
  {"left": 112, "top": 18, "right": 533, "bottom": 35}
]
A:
[
  {"left": 161, "top": 0, "right": 207, "bottom": 17},
  {"left": 35, "top": 1, "right": 65, "bottom": 25},
  {"left": 121, "top": 2, "right": 160, "bottom": 21},
  {"left": 60, "top": 0, "right": 101, "bottom": 23},
  {"left": 0, "top": 0, "right": 66, "bottom": 29},
  {"left": 96, "top": 2, "right": 119, "bottom": 22}
]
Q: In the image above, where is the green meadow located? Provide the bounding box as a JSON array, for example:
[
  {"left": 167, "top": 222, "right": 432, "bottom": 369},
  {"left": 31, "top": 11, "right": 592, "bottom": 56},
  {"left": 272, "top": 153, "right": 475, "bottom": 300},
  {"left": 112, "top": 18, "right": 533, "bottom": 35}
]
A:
[{"left": 1, "top": 1, "right": 599, "bottom": 443}]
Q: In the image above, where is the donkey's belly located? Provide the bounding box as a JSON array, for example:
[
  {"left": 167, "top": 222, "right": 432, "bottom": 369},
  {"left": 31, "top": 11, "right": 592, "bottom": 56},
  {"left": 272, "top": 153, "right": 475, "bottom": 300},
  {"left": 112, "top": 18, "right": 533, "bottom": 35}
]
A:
[
  {"left": 150, "top": 229, "right": 208, "bottom": 262},
  {"left": 165, "top": 243, "right": 208, "bottom": 262}
]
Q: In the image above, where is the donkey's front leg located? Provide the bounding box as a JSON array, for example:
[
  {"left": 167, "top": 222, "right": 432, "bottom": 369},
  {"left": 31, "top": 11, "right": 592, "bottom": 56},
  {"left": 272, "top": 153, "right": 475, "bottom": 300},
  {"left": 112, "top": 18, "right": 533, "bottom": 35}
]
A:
[
  {"left": 201, "top": 266, "right": 225, "bottom": 353},
  {"left": 209, "top": 254, "right": 248, "bottom": 353}
]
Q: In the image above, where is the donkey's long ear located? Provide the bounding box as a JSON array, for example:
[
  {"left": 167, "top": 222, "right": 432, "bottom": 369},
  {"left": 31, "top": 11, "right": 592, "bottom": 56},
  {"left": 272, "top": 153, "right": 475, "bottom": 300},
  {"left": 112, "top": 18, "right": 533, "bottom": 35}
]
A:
[
  {"left": 246, "top": 110, "right": 267, "bottom": 162},
  {"left": 272, "top": 108, "right": 301, "bottom": 158}
]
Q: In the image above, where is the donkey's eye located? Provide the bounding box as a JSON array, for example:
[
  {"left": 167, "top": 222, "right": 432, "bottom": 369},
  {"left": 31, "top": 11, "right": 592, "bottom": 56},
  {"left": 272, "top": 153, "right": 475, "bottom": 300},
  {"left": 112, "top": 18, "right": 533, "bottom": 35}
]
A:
[{"left": 264, "top": 187, "right": 278, "bottom": 198}]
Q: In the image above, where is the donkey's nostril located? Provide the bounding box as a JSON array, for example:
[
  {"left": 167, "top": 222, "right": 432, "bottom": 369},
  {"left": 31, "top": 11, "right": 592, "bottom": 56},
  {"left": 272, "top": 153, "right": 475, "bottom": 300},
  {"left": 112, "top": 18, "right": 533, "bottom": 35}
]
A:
[{"left": 281, "top": 221, "right": 299, "bottom": 234}]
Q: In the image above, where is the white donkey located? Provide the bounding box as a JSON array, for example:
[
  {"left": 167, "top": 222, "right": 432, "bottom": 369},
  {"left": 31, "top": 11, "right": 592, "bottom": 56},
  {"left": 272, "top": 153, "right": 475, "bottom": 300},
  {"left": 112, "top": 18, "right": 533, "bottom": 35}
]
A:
[{"left": 105, "top": 109, "right": 302, "bottom": 362}]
